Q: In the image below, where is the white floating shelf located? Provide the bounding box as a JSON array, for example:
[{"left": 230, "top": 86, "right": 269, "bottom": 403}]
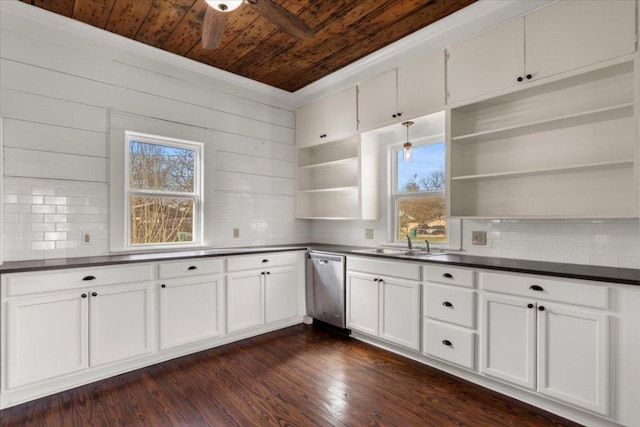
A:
[
  {"left": 451, "top": 159, "right": 635, "bottom": 181},
  {"left": 298, "top": 157, "right": 358, "bottom": 170},
  {"left": 451, "top": 103, "right": 633, "bottom": 144},
  {"left": 298, "top": 186, "right": 359, "bottom": 193}
]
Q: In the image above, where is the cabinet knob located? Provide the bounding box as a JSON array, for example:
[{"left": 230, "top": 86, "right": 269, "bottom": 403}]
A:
[
  {"left": 529, "top": 285, "right": 544, "bottom": 292},
  {"left": 187, "top": 265, "right": 197, "bottom": 270},
  {"left": 261, "top": 272, "right": 266, "bottom": 275},
  {"left": 442, "top": 273, "right": 453, "bottom": 279},
  {"left": 442, "top": 301, "right": 453, "bottom": 308},
  {"left": 161, "top": 284, "right": 166, "bottom": 288},
  {"left": 82, "top": 275, "right": 96, "bottom": 281},
  {"left": 91, "top": 292, "right": 97, "bottom": 297},
  {"left": 262, "top": 259, "right": 269, "bottom": 263},
  {"left": 266, "top": 271, "right": 271, "bottom": 275},
  {"left": 442, "top": 340, "right": 452, "bottom": 346},
  {"left": 526, "top": 74, "right": 532, "bottom": 80},
  {"left": 517, "top": 76, "right": 523, "bottom": 82},
  {"left": 397, "top": 112, "right": 402, "bottom": 117},
  {"left": 392, "top": 114, "right": 397, "bottom": 118},
  {"left": 527, "top": 303, "right": 534, "bottom": 309},
  {"left": 81, "top": 293, "right": 87, "bottom": 298},
  {"left": 373, "top": 278, "right": 379, "bottom": 282},
  {"left": 538, "top": 306, "right": 545, "bottom": 311}
]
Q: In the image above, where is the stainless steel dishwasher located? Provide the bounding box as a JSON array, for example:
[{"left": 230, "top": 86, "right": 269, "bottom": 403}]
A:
[{"left": 306, "top": 252, "right": 347, "bottom": 330}]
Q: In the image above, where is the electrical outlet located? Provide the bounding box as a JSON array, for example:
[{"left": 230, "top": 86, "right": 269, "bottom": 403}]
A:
[
  {"left": 82, "top": 232, "right": 91, "bottom": 245},
  {"left": 472, "top": 231, "right": 487, "bottom": 245},
  {"left": 233, "top": 228, "right": 240, "bottom": 238},
  {"left": 364, "top": 228, "right": 374, "bottom": 239}
]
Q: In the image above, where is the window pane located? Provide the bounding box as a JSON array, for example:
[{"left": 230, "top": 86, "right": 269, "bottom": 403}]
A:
[
  {"left": 396, "top": 196, "right": 447, "bottom": 243},
  {"left": 129, "top": 141, "right": 194, "bottom": 192},
  {"left": 397, "top": 142, "right": 445, "bottom": 193},
  {"left": 130, "top": 196, "right": 193, "bottom": 244}
]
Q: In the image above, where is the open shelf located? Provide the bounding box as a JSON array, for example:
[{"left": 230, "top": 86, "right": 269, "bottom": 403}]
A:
[
  {"left": 298, "top": 157, "right": 358, "bottom": 170},
  {"left": 298, "top": 186, "right": 359, "bottom": 193},
  {"left": 451, "top": 103, "right": 633, "bottom": 144},
  {"left": 451, "top": 159, "right": 634, "bottom": 181}
]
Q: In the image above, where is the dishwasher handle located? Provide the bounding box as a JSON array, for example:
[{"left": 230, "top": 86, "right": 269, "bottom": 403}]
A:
[{"left": 308, "top": 253, "right": 345, "bottom": 263}]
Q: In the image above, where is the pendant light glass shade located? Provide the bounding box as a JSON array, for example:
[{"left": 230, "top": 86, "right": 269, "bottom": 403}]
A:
[
  {"left": 402, "top": 121, "right": 414, "bottom": 162},
  {"left": 205, "top": 0, "right": 243, "bottom": 12}
]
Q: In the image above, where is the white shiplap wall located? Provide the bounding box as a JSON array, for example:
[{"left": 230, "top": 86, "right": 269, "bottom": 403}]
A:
[{"left": 0, "top": 2, "right": 309, "bottom": 262}]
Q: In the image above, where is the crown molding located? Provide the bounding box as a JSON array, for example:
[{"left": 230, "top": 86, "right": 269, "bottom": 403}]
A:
[
  {"left": 291, "top": 0, "right": 552, "bottom": 107},
  {"left": 0, "top": 0, "right": 294, "bottom": 107}
]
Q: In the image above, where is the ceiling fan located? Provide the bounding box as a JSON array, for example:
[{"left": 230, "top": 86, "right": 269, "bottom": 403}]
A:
[{"left": 203, "top": 0, "right": 314, "bottom": 49}]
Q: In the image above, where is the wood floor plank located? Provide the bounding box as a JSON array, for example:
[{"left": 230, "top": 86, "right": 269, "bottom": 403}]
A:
[{"left": 0, "top": 325, "right": 583, "bottom": 427}]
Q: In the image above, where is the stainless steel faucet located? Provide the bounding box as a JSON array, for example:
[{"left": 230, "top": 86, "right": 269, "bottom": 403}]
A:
[
  {"left": 406, "top": 234, "right": 413, "bottom": 249},
  {"left": 425, "top": 240, "right": 430, "bottom": 253}
]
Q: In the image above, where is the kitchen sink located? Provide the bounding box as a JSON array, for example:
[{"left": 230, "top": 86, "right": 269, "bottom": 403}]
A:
[{"left": 352, "top": 248, "right": 446, "bottom": 258}]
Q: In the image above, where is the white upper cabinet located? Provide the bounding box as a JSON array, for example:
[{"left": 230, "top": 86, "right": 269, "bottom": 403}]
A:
[
  {"left": 525, "top": 0, "right": 636, "bottom": 81},
  {"left": 447, "top": 18, "right": 525, "bottom": 104},
  {"left": 296, "top": 87, "right": 357, "bottom": 148},
  {"left": 448, "top": 1, "right": 637, "bottom": 104},
  {"left": 358, "top": 51, "right": 445, "bottom": 131}
]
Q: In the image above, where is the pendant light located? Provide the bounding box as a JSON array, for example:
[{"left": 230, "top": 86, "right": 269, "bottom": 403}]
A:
[
  {"left": 205, "top": 0, "right": 243, "bottom": 12},
  {"left": 402, "top": 121, "right": 414, "bottom": 162}
]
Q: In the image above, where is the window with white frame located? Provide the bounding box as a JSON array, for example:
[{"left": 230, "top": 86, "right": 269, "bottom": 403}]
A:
[
  {"left": 125, "top": 132, "right": 203, "bottom": 248},
  {"left": 391, "top": 139, "right": 460, "bottom": 247}
]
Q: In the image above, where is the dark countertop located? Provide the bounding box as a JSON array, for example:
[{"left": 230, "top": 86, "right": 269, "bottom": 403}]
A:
[{"left": 1, "top": 243, "right": 638, "bottom": 286}]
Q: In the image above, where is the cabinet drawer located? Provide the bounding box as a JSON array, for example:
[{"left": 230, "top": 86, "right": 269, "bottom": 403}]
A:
[
  {"left": 481, "top": 272, "right": 608, "bottom": 309},
  {"left": 426, "top": 266, "right": 474, "bottom": 288},
  {"left": 424, "top": 284, "right": 475, "bottom": 329},
  {"left": 159, "top": 258, "right": 222, "bottom": 279},
  {"left": 226, "top": 252, "right": 299, "bottom": 272},
  {"left": 348, "top": 257, "right": 421, "bottom": 281},
  {"left": 423, "top": 320, "right": 475, "bottom": 370},
  {"left": 4, "top": 263, "right": 154, "bottom": 297}
]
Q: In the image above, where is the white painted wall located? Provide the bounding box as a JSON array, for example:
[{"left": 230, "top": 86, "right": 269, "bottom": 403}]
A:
[{"left": 0, "top": 2, "right": 309, "bottom": 262}]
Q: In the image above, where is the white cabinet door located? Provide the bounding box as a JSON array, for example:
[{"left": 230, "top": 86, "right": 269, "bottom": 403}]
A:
[
  {"left": 537, "top": 303, "right": 609, "bottom": 415},
  {"left": 346, "top": 273, "right": 379, "bottom": 336},
  {"left": 397, "top": 51, "right": 445, "bottom": 118},
  {"left": 296, "top": 87, "right": 357, "bottom": 148},
  {"left": 227, "top": 271, "right": 264, "bottom": 333},
  {"left": 90, "top": 282, "right": 154, "bottom": 366},
  {"left": 481, "top": 293, "right": 536, "bottom": 390},
  {"left": 6, "top": 291, "right": 88, "bottom": 389},
  {"left": 380, "top": 278, "right": 421, "bottom": 351},
  {"left": 525, "top": 0, "right": 636, "bottom": 82},
  {"left": 159, "top": 277, "right": 223, "bottom": 350},
  {"left": 358, "top": 70, "right": 398, "bottom": 131},
  {"left": 447, "top": 18, "right": 525, "bottom": 103},
  {"left": 265, "top": 266, "right": 297, "bottom": 323}
]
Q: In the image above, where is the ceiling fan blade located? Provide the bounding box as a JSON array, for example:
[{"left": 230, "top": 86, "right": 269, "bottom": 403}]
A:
[
  {"left": 248, "top": 0, "right": 313, "bottom": 40},
  {"left": 202, "top": 7, "right": 227, "bottom": 49}
]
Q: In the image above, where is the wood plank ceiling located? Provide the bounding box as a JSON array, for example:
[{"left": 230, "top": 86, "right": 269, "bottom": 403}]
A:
[{"left": 20, "top": 0, "right": 476, "bottom": 92}]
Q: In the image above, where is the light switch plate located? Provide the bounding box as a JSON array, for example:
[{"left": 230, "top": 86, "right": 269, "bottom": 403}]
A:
[
  {"left": 472, "top": 231, "right": 487, "bottom": 245},
  {"left": 365, "top": 228, "right": 374, "bottom": 239}
]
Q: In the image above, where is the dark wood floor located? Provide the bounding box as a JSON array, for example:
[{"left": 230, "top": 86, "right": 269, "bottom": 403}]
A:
[{"left": 1, "top": 324, "right": 583, "bottom": 427}]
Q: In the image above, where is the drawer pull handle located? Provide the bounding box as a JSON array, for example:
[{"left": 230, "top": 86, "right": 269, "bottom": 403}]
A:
[
  {"left": 442, "top": 301, "right": 453, "bottom": 308},
  {"left": 529, "top": 285, "right": 544, "bottom": 291},
  {"left": 442, "top": 273, "right": 453, "bottom": 279},
  {"left": 373, "top": 278, "right": 379, "bottom": 282},
  {"left": 188, "top": 266, "right": 198, "bottom": 270},
  {"left": 538, "top": 306, "right": 545, "bottom": 311},
  {"left": 91, "top": 292, "right": 98, "bottom": 297},
  {"left": 262, "top": 259, "right": 269, "bottom": 263},
  {"left": 266, "top": 271, "right": 271, "bottom": 275},
  {"left": 82, "top": 275, "right": 96, "bottom": 281},
  {"left": 81, "top": 293, "right": 87, "bottom": 298},
  {"left": 161, "top": 284, "right": 166, "bottom": 288},
  {"left": 527, "top": 303, "right": 534, "bottom": 309},
  {"left": 442, "top": 340, "right": 452, "bottom": 346}
]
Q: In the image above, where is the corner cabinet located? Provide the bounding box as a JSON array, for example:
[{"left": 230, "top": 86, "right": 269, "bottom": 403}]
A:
[
  {"left": 295, "top": 87, "right": 357, "bottom": 148},
  {"left": 447, "top": 0, "right": 637, "bottom": 104},
  {"left": 358, "top": 51, "right": 446, "bottom": 131},
  {"left": 449, "top": 59, "right": 638, "bottom": 218},
  {"left": 296, "top": 137, "right": 378, "bottom": 219}
]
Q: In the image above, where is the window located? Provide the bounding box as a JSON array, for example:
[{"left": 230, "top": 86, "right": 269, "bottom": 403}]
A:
[
  {"left": 391, "top": 140, "right": 459, "bottom": 247},
  {"left": 125, "top": 132, "right": 203, "bottom": 248}
]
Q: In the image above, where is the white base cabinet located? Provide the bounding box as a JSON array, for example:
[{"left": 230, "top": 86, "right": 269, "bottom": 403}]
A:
[
  {"left": 0, "top": 250, "right": 305, "bottom": 410},
  {"left": 347, "top": 258, "right": 421, "bottom": 351}
]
